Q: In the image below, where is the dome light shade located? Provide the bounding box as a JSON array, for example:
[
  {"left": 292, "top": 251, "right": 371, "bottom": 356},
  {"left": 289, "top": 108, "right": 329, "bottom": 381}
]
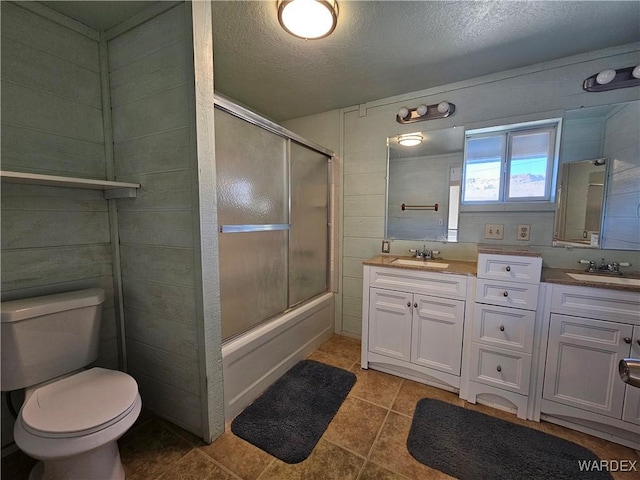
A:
[
  {"left": 398, "top": 134, "right": 423, "bottom": 147},
  {"left": 278, "top": 0, "right": 339, "bottom": 40}
]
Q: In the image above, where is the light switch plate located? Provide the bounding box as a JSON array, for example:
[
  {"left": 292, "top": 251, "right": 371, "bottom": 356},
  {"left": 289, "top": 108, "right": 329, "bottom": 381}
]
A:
[
  {"left": 518, "top": 224, "right": 531, "bottom": 241},
  {"left": 485, "top": 224, "right": 504, "bottom": 240}
]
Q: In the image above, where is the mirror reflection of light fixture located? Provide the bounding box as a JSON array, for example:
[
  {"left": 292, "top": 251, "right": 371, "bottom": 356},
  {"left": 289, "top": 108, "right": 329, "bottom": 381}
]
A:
[
  {"left": 397, "top": 133, "right": 423, "bottom": 147},
  {"left": 277, "top": 0, "right": 338, "bottom": 40},
  {"left": 396, "top": 101, "right": 456, "bottom": 124},
  {"left": 583, "top": 65, "right": 640, "bottom": 92}
]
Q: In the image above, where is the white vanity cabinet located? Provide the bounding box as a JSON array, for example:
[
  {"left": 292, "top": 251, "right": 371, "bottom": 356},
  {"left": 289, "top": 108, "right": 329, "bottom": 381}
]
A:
[
  {"left": 539, "top": 284, "right": 640, "bottom": 448},
  {"left": 362, "top": 265, "right": 468, "bottom": 390},
  {"left": 466, "top": 253, "right": 542, "bottom": 419}
]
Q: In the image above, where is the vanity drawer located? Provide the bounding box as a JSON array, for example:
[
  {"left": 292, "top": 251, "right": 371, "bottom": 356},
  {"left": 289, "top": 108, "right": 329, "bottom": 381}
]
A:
[
  {"left": 369, "top": 267, "right": 467, "bottom": 300},
  {"left": 550, "top": 284, "right": 640, "bottom": 324},
  {"left": 472, "top": 304, "right": 535, "bottom": 353},
  {"left": 477, "top": 254, "right": 542, "bottom": 284},
  {"left": 475, "top": 279, "right": 539, "bottom": 310},
  {"left": 470, "top": 343, "right": 532, "bottom": 394}
]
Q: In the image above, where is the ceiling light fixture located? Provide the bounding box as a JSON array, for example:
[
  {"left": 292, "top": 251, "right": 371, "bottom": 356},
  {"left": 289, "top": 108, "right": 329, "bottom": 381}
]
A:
[
  {"left": 277, "top": 0, "right": 339, "bottom": 40},
  {"left": 397, "top": 133, "right": 423, "bottom": 147},
  {"left": 583, "top": 66, "right": 640, "bottom": 92},
  {"left": 396, "top": 101, "right": 456, "bottom": 124}
]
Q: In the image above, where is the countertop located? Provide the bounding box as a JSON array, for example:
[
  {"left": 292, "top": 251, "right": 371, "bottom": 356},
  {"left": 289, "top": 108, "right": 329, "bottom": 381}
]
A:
[
  {"left": 541, "top": 267, "right": 640, "bottom": 293},
  {"left": 363, "top": 255, "right": 640, "bottom": 293},
  {"left": 362, "top": 255, "right": 477, "bottom": 276}
]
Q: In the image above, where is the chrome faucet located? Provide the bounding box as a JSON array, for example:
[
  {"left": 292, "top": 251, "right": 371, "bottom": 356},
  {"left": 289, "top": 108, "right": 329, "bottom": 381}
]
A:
[
  {"left": 410, "top": 245, "right": 439, "bottom": 260},
  {"left": 578, "top": 258, "right": 631, "bottom": 275}
]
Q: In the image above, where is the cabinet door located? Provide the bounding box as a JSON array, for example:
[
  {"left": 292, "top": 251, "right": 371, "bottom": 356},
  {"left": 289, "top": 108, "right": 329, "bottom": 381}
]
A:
[
  {"left": 410, "top": 294, "right": 465, "bottom": 375},
  {"left": 543, "top": 314, "right": 633, "bottom": 418},
  {"left": 368, "top": 288, "right": 413, "bottom": 361},
  {"left": 622, "top": 325, "right": 640, "bottom": 425}
]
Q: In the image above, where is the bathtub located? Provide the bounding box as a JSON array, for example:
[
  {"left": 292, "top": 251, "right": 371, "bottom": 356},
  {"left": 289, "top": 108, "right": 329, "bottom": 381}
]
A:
[{"left": 221, "top": 292, "right": 334, "bottom": 421}]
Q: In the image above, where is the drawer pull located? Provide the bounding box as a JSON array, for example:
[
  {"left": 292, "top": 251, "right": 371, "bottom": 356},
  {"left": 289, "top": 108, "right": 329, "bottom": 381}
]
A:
[
  {"left": 503, "top": 291, "right": 509, "bottom": 297},
  {"left": 496, "top": 365, "right": 502, "bottom": 372},
  {"left": 499, "top": 325, "right": 505, "bottom": 332},
  {"left": 505, "top": 266, "right": 511, "bottom": 272},
  {"left": 407, "top": 302, "right": 411, "bottom": 308},
  {"left": 624, "top": 337, "right": 632, "bottom": 344},
  {"left": 414, "top": 303, "right": 418, "bottom": 308}
]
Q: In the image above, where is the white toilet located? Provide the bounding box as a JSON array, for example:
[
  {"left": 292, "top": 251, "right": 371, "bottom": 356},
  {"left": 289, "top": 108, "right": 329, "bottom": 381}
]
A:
[{"left": 1, "top": 288, "right": 142, "bottom": 480}]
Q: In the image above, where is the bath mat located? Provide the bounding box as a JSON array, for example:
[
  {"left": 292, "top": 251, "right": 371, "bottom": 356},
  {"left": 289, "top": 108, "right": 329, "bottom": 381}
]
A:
[
  {"left": 407, "top": 398, "right": 613, "bottom": 480},
  {"left": 231, "top": 359, "right": 356, "bottom": 463}
]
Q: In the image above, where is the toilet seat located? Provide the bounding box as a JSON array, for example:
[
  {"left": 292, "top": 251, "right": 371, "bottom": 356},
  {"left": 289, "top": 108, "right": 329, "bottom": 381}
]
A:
[{"left": 21, "top": 368, "right": 139, "bottom": 439}]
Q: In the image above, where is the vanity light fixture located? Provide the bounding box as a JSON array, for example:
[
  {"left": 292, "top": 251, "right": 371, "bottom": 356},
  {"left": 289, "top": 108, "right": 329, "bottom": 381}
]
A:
[
  {"left": 396, "top": 101, "right": 456, "bottom": 124},
  {"left": 397, "top": 133, "right": 423, "bottom": 147},
  {"left": 277, "top": 0, "right": 339, "bottom": 40},
  {"left": 583, "top": 65, "right": 640, "bottom": 92}
]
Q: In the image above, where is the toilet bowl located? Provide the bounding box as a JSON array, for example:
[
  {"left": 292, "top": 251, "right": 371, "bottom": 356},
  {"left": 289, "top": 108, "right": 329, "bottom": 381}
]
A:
[
  {"left": 1, "top": 289, "right": 142, "bottom": 480},
  {"left": 14, "top": 368, "right": 141, "bottom": 480}
]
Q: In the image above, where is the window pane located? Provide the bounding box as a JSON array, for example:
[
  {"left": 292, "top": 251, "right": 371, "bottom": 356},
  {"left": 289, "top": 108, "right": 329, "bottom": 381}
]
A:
[
  {"left": 463, "top": 136, "right": 504, "bottom": 202},
  {"left": 508, "top": 130, "right": 551, "bottom": 199}
]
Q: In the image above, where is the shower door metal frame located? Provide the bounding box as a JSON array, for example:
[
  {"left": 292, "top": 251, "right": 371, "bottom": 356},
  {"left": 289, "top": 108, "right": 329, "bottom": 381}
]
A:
[{"left": 215, "top": 94, "right": 336, "bottom": 336}]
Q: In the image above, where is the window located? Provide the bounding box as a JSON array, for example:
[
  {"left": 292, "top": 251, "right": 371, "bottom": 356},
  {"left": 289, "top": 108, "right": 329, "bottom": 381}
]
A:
[{"left": 462, "top": 121, "right": 559, "bottom": 205}]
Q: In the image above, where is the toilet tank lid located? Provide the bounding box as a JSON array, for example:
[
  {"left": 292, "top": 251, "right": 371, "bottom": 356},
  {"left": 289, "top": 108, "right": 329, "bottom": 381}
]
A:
[{"left": 1, "top": 288, "right": 105, "bottom": 323}]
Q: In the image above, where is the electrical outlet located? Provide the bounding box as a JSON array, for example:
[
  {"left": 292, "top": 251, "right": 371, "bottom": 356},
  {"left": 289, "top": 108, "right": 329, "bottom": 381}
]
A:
[
  {"left": 381, "top": 240, "right": 390, "bottom": 253},
  {"left": 518, "top": 224, "right": 531, "bottom": 241},
  {"left": 485, "top": 224, "right": 504, "bottom": 240}
]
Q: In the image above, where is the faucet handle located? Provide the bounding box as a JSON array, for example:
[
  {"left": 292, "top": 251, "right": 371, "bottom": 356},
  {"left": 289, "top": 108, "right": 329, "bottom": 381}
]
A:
[{"left": 619, "top": 262, "right": 632, "bottom": 267}]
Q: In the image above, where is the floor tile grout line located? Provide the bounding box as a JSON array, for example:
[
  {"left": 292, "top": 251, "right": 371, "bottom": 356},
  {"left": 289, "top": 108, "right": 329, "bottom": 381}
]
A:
[
  {"left": 152, "top": 448, "right": 194, "bottom": 480},
  {"left": 363, "top": 378, "right": 403, "bottom": 461},
  {"left": 195, "top": 449, "right": 245, "bottom": 480},
  {"left": 255, "top": 457, "right": 277, "bottom": 480}
]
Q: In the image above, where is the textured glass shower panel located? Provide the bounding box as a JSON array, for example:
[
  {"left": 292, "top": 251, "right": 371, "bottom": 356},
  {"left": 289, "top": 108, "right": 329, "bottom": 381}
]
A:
[
  {"left": 289, "top": 142, "right": 329, "bottom": 307},
  {"left": 215, "top": 108, "right": 289, "bottom": 341},
  {"left": 219, "top": 230, "right": 288, "bottom": 340},
  {"left": 215, "top": 109, "right": 288, "bottom": 225}
]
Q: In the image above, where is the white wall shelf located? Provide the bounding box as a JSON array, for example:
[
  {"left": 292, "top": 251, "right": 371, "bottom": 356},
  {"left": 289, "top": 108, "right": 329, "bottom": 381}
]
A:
[{"left": 1, "top": 170, "right": 140, "bottom": 199}]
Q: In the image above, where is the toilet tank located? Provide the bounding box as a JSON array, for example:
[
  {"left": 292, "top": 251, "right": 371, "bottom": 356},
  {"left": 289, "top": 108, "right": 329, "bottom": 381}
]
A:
[{"left": 1, "top": 288, "right": 106, "bottom": 391}]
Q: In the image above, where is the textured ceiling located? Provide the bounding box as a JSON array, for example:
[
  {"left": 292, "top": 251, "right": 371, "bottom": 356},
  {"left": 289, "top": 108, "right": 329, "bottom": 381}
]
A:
[
  {"left": 41, "top": 1, "right": 640, "bottom": 122},
  {"left": 210, "top": 1, "right": 640, "bottom": 121}
]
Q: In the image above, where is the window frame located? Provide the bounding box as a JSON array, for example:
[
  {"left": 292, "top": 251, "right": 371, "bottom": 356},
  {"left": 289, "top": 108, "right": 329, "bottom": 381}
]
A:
[{"left": 461, "top": 119, "right": 562, "bottom": 208}]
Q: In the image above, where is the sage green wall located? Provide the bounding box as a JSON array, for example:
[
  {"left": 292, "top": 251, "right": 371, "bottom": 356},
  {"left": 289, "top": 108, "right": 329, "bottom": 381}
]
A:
[
  {"left": 0, "top": 2, "right": 119, "bottom": 447},
  {"left": 108, "top": 3, "right": 208, "bottom": 436},
  {"left": 284, "top": 44, "right": 640, "bottom": 337}
]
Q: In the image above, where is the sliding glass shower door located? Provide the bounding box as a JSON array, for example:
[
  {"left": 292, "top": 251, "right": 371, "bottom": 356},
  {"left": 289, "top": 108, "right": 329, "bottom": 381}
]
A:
[{"left": 215, "top": 108, "right": 329, "bottom": 341}]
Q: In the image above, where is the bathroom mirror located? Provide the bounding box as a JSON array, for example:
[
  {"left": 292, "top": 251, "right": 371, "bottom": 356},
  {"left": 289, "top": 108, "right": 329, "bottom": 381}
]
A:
[
  {"left": 554, "top": 100, "right": 640, "bottom": 251},
  {"left": 385, "top": 126, "right": 464, "bottom": 241}
]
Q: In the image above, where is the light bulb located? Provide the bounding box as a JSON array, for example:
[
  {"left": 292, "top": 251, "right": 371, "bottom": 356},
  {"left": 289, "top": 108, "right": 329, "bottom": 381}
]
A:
[
  {"left": 278, "top": 0, "right": 338, "bottom": 40},
  {"left": 632, "top": 65, "right": 640, "bottom": 79},
  {"left": 416, "top": 104, "right": 428, "bottom": 116},
  {"left": 437, "top": 101, "right": 450, "bottom": 114},
  {"left": 397, "top": 107, "right": 410, "bottom": 120},
  {"left": 595, "top": 69, "right": 616, "bottom": 85}
]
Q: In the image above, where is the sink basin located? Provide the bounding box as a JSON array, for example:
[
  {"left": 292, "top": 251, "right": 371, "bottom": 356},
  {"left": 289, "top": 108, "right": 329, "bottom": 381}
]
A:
[
  {"left": 391, "top": 259, "right": 449, "bottom": 268},
  {"left": 566, "top": 273, "right": 640, "bottom": 287}
]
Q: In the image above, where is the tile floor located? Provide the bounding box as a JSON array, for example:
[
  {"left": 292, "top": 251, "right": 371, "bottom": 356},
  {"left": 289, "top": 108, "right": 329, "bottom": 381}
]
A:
[{"left": 3, "top": 334, "right": 639, "bottom": 480}]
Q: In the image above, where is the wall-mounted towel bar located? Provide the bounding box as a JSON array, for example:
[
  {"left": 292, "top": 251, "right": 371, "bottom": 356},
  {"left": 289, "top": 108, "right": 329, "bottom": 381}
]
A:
[
  {"left": 401, "top": 203, "right": 438, "bottom": 212},
  {"left": 220, "top": 224, "right": 291, "bottom": 233}
]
